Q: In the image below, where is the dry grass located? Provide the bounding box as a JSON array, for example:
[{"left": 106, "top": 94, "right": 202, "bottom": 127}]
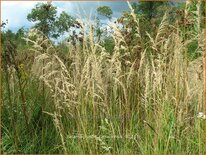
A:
[{"left": 2, "top": 1, "right": 205, "bottom": 154}]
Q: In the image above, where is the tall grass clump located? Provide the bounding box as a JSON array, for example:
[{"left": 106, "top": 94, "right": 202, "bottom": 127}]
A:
[{"left": 1, "top": 1, "right": 205, "bottom": 154}]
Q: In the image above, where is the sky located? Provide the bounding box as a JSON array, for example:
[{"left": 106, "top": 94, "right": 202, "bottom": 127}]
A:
[{"left": 1, "top": 1, "right": 130, "bottom": 32}]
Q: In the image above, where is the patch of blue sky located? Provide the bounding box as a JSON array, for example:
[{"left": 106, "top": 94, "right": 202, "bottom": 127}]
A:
[{"left": 1, "top": 1, "right": 129, "bottom": 43}]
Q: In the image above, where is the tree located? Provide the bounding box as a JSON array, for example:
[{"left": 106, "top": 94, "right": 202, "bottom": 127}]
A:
[
  {"left": 95, "top": 6, "right": 113, "bottom": 42},
  {"left": 97, "top": 6, "right": 113, "bottom": 20},
  {"left": 131, "top": 2, "right": 174, "bottom": 38},
  {"left": 1, "top": 30, "right": 16, "bottom": 47},
  {"left": 132, "top": 2, "right": 172, "bottom": 22},
  {"left": 27, "top": 2, "right": 75, "bottom": 38}
]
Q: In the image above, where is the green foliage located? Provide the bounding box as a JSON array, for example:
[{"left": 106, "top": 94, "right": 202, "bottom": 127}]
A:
[
  {"left": 1, "top": 30, "right": 14, "bottom": 48},
  {"left": 1, "top": 75, "right": 61, "bottom": 153},
  {"left": 95, "top": 6, "right": 113, "bottom": 42},
  {"left": 131, "top": 2, "right": 174, "bottom": 37},
  {"left": 27, "top": 2, "right": 75, "bottom": 38},
  {"left": 132, "top": 2, "right": 170, "bottom": 20},
  {"left": 94, "top": 18, "right": 103, "bottom": 42},
  {"left": 102, "top": 36, "right": 115, "bottom": 54},
  {"left": 55, "top": 11, "right": 74, "bottom": 37},
  {"left": 15, "top": 28, "right": 25, "bottom": 39},
  {"left": 1, "top": 1, "right": 205, "bottom": 154},
  {"left": 27, "top": 2, "right": 57, "bottom": 37},
  {"left": 97, "top": 6, "right": 113, "bottom": 19},
  {"left": 1, "top": 28, "right": 27, "bottom": 50}
]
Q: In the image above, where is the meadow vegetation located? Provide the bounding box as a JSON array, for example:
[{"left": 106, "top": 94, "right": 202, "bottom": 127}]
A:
[{"left": 1, "top": 1, "right": 205, "bottom": 154}]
